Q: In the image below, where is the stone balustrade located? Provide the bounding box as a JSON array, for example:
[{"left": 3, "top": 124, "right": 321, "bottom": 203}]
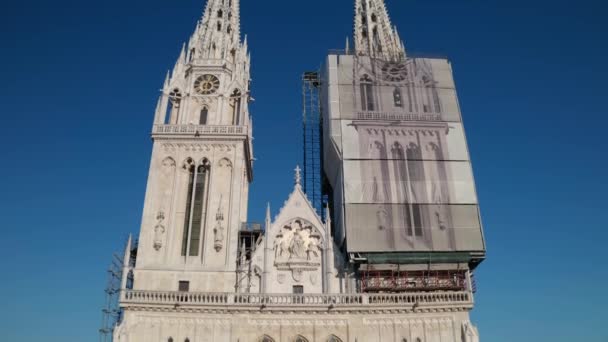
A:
[
  {"left": 353, "top": 111, "right": 442, "bottom": 122},
  {"left": 121, "top": 290, "right": 472, "bottom": 310},
  {"left": 153, "top": 124, "right": 246, "bottom": 136}
]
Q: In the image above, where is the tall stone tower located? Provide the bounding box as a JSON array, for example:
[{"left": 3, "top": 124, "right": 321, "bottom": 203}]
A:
[{"left": 133, "top": 0, "right": 252, "bottom": 293}]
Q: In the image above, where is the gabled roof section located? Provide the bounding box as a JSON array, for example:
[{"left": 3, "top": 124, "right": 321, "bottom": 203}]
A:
[{"left": 268, "top": 166, "right": 326, "bottom": 238}]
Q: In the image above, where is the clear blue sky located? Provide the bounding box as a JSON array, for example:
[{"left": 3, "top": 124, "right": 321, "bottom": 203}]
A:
[{"left": 1, "top": 0, "right": 606, "bottom": 341}]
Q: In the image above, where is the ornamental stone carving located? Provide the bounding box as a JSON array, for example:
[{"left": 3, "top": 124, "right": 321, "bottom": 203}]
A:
[
  {"left": 213, "top": 198, "right": 225, "bottom": 252},
  {"left": 273, "top": 219, "right": 323, "bottom": 280},
  {"left": 153, "top": 211, "right": 166, "bottom": 251}
]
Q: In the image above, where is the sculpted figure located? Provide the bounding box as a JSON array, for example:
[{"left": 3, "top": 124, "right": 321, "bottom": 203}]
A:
[
  {"left": 306, "top": 238, "right": 320, "bottom": 260},
  {"left": 289, "top": 230, "right": 307, "bottom": 259}
]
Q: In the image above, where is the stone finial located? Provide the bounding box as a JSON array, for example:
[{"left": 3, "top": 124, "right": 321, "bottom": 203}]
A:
[{"left": 294, "top": 165, "right": 302, "bottom": 187}]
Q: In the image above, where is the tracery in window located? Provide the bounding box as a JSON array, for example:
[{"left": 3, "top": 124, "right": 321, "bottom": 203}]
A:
[
  {"left": 167, "top": 88, "right": 182, "bottom": 124},
  {"left": 181, "top": 159, "right": 211, "bottom": 257},
  {"left": 360, "top": 75, "right": 375, "bottom": 111},
  {"left": 422, "top": 75, "right": 441, "bottom": 113},
  {"left": 230, "top": 89, "right": 242, "bottom": 125}
]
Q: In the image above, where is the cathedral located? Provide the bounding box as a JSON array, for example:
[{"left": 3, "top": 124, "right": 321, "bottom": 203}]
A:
[{"left": 111, "top": 0, "right": 486, "bottom": 341}]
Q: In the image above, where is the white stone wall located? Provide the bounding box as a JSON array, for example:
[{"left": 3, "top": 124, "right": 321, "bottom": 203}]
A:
[{"left": 114, "top": 310, "right": 479, "bottom": 342}]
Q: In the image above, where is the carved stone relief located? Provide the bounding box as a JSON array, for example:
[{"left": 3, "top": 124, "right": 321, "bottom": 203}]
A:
[{"left": 273, "top": 219, "right": 323, "bottom": 282}]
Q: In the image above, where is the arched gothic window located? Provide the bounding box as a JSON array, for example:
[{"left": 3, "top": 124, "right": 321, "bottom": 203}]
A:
[
  {"left": 360, "top": 75, "right": 375, "bottom": 111},
  {"left": 167, "top": 88, "right": 182, "bottom": 124},
  {"left": 217, "top": 21, "right": 222, "bottom": 31},
  {"left": 168, "top": 338, "right": 174, "bottom": 342},
  {"left": 295, "top": 336, "right": 309, "bottom": 342},
  {"left": 393, "top": 87, "right": 403, "bottom": 107},
  {"left": 328, "top": 335, "right": 343, "bottom": 342},
  {"left": 181, "top": 159, "right": 211, "bottom": 257},
  {"left": 422, "top": 75, "right": 441, "bottom": 113},
  {"left": 406, "top": 144, "right": 424, "bottom": 237},
  {"left": 416, "top": 338, "right": 422, "bottom": 342},
  {"left": 199, "top": 107, "right": 208, "bottom": 125},
  {"left": 185, "top": 339, "right": 190, "bottom": 342},
  {"left": 260, "top": 335, "right": 275, "bottom": 342},
  {"left": 217, "top": 9, "right": 223, "bottom": 18},
  {"left": 230, "top": 89, "right": 242, "bottom": 125}
]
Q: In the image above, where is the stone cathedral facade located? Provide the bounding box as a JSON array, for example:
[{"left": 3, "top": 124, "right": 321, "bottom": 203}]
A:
[{"left": 113, "top": 0, "right": 485, "bottom": 341}]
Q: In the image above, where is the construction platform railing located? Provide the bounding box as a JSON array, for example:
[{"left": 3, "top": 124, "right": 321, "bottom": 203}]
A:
[{"left": 121, "top": 290, "right": 472, "bottom": 308}]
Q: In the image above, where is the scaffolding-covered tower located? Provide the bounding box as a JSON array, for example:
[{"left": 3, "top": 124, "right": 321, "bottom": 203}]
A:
[{"left": 302, "top": 71, "right": 326, "bottom": 221}]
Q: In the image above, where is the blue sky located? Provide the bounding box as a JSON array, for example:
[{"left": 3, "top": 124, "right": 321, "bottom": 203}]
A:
[{"left": 0, "top": 0, "right": 607, "bottom": 341}]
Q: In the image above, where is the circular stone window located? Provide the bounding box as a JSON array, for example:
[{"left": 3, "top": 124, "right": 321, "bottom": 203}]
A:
[{"left": 194, "top": 74, "right": 220, "bottom": 95}]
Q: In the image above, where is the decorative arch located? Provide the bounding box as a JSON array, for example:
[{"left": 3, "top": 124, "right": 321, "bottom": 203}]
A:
[
  {"left": 259, "top": 335, "right": 275, "bottom": 342},
  {"left": 294, "top": 335, "right": 309, "bottom": 342},
  {"left": 327, "top": 335, "right": 343, "bottom": 342}
]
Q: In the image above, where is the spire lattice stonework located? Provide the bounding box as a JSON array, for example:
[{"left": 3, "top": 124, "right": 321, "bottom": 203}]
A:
[{"left": 354, "top": 0, "right": 406, "bottom": 60}]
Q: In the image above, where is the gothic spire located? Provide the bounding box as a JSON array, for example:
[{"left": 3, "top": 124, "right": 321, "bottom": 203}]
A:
[
  {"left": 354, "top": 0, "right": 405, "bottom": 60},
  {"left": 189, "top": 0, "right": 243, "bottom": 61}
]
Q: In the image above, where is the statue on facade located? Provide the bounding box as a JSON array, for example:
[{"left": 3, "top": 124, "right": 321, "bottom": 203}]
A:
[
  {"left": 289, "top": 230, "right": 307, "bottom": 259},
  {"left": 213, "top": 201, "right": 225, "bottom": 252},
  {"left": 153, "top": 211, "right": 165, "bottom": 251}
]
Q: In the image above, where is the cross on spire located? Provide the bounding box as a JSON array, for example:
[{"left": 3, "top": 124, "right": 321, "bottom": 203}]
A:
[{"left": 294, "top": 165, "right": 302, "bottom": 187}]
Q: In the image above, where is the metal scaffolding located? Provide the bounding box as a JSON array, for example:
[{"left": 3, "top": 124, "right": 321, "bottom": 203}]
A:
[
  {"left": 302, "top": 71, "right": 327, "bottom": 221},
  {"left": 99, "top": 237, "right": 136, "bottom": 342}
]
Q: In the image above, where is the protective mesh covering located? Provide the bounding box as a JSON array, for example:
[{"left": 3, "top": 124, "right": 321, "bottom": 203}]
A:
[{"left": 323, "top": 54, "right": 485, "bottom": 254}]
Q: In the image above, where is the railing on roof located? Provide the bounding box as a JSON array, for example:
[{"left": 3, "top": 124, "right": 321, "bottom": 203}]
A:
[{"left": 121, "top": 290, "right": 472, "bottom": 309}]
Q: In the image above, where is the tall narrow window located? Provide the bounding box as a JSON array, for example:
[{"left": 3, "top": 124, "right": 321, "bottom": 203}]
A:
[
  {"left": 199, "top": 107, "right": 208, "bottom": 125},
  {"left": 217, "top": 21, "right": 222, "bottom": 31},
  {"left": 217, "top": 9, "right": 223, "bottom": 18},
  {"left": 360, "top": 75, "right": 375, "bottom": 111},
  {"left": 181, "top": 159, "right": 211, "bottom": 257},
  {"left": 406, "top": 144, "right": 425, "bottom": 237},
  {"left": 181, "top": 159, "right": 195, "bottom": 256},
  {"left": 167, "top": 89, "right": 182, "bottom": 124},
  {"left": 393, "top": 87, "right": 403, "bottom": 107},
  {"left": 392, "top": 143, "right": 412, "bottom": 237},
  {"left": 230, "top": 89, "right": 242, "bottom": 125}
]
